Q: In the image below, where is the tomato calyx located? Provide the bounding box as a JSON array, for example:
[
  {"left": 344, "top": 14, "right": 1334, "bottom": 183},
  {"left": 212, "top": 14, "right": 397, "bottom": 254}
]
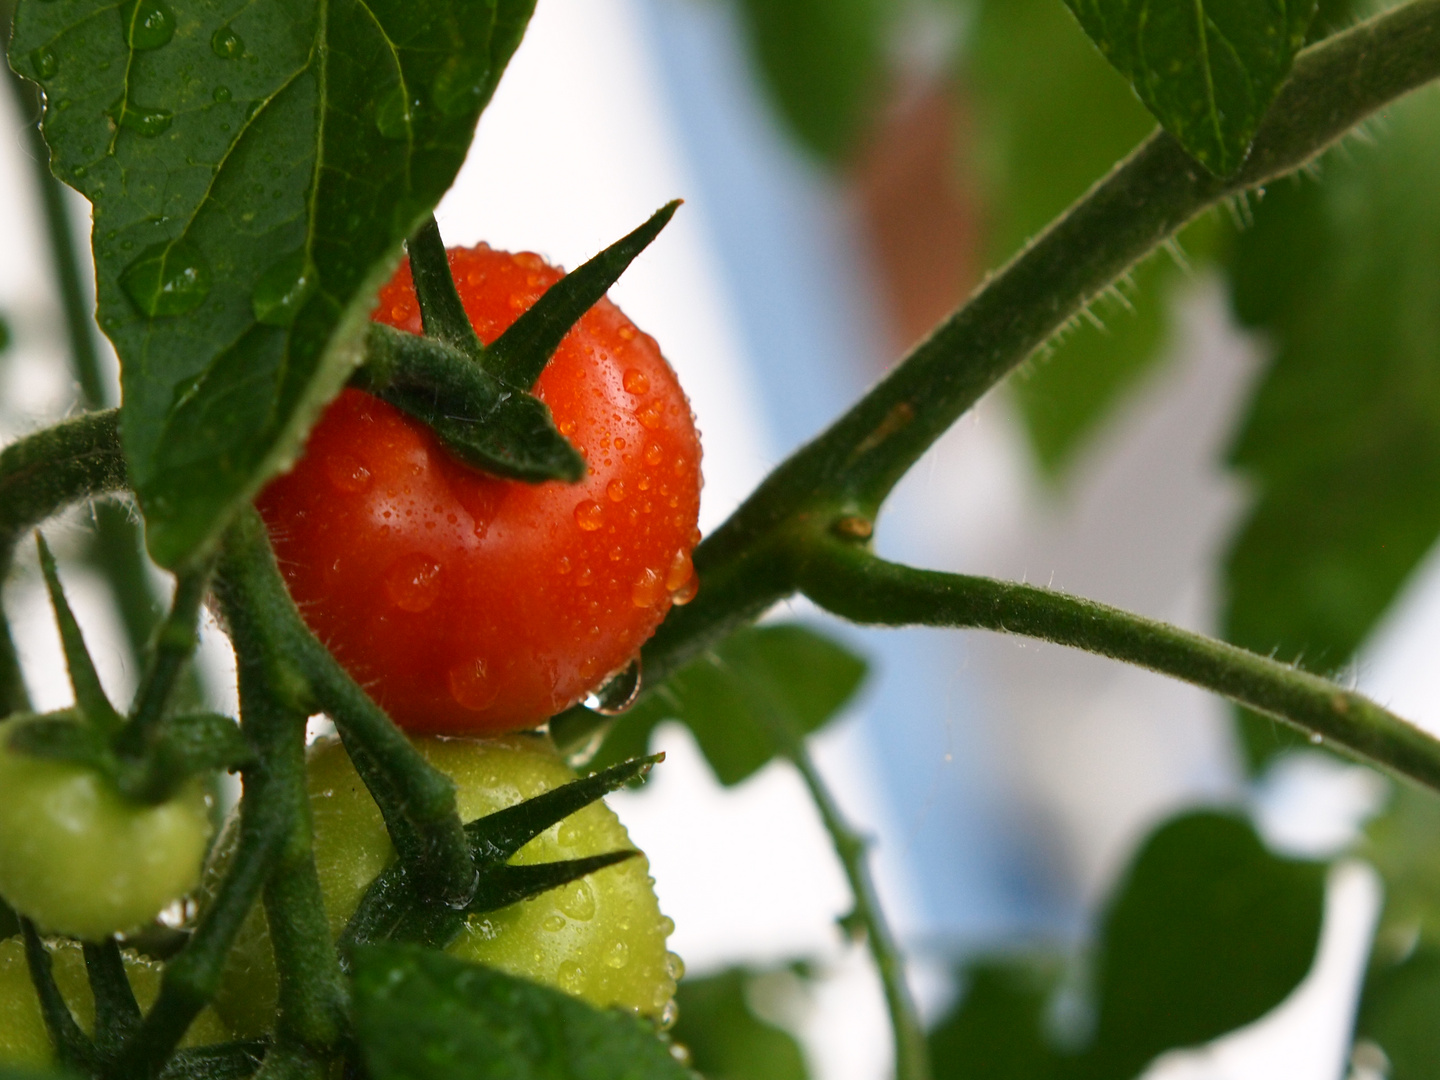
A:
[
  {"left": 347, "top": 203, "right": 680, "bottom": 488},
  {"left": 337, "top": 752, "right": 662, "bottom": 963}
]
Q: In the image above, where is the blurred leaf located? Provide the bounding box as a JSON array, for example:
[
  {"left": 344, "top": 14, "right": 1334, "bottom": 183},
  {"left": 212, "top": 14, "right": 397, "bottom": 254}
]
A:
[
  {"left": 1222, "top": 86, "right": 1440, "bottom": 764},
  {"left": 1362, "top": 781, "right": 1440, "bottom": 956},
  {"left": 593, "top": 623, "right": 867, "bottom": 787},
  {"left": 672, "top": 967, "right": 809, "bottom": 1080},
  {"left": 0, "top": 314, "right": 10, "bottom": 354},
  {"left": 733, "top": 0, "right": 887, "bottom": 163},
  {"left": 926, "top": 955, "right": 1068, "bottom": 1080},
  {"left": 1080, "top": 811, "right": 1325, "bottom": 1079},
  {"left": 1356, "top": 948, "right": 1440, "bottom": 1080},
  {"left": 1062, "top": 0, "right": 1316, "bottom": 176},
  {"left": 968, "top": 0, "right": 1210, "bottom": 476},
  {"left": 9, "top": 0, "right": 531, "bottom": 567},
  {"left": 351, "top": 943, "right": 689, "bottom": 1080}
]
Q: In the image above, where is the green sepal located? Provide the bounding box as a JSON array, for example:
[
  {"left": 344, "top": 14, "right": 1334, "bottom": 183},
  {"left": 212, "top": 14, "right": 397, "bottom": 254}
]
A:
[
  {"left": 407, "top": 216, "right": 484, "bottom": 361},
  {"left": 355, "top": 324, "right": 584, "bottom": 484},
  {"left": 119, "top": 712, "right": 255, "bottom": 803},
  {"left": 468, "top": 851, "right": 638, "bottom": 916},
  {"left": 485, "top": 202, "right": 680, "bottom": 390},
  {"left": 35, "top": 535, "right": 122, "bottom": 735},
  {"left": 5, "top": 712, "right": 113, "bottom": 775},
  {"left": 156, "top": 1042, "right": 267, "bottom": 1080},
  {"left": 350, "top": 944, "right": 691, "bottom": 1080}
]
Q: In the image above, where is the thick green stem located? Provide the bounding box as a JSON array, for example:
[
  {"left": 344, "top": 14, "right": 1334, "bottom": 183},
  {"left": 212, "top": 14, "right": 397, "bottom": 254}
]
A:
[
  {"left": 798, "top": 540, "right": 1440, "bottom": 791},
  {"left": 785, "top": 739, "right": 931, "bottom": 1080},
  {"left": 648, "top": 0, "right": 1440, "bottom": 685},
  {"left": 121, "top": 556, "right": 216, "bottom": 753},
  {"left": 218, "top": 508, "right": 475, "bottom": 909},
  {"left": 0, "top": 409, "right": 127, "bottom": 546}
]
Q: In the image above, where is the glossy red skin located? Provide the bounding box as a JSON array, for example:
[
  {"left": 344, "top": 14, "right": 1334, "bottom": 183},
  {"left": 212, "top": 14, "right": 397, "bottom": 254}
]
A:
[{"left": 257, "top": 245, "right": 701, "bottom": 734}]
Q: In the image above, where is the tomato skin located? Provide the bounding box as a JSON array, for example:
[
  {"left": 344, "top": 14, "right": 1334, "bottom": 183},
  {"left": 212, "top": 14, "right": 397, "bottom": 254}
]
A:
[
  {"left": 257, "top": 245, "right": 701, "bottom": 734},
  {"left": 209, "top": 735, "right": 680, "bottom": 1037},
  {"left": 0, "top": 718, "right": 212, "bottom": 941},
  {"left": 0, "top": 937, "right": 229, "bottom": 1066}
]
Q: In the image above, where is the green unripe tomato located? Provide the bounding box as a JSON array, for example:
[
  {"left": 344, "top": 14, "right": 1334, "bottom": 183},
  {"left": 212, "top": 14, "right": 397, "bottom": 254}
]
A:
[
  {"left": 211, "top": 734, "right": 681, "bottom": 1037},
  {"left": 0, "top": 936, "right": 229, "bottom": 1066},
  {"left": 0, "top": 717, "right": 213, "bottom": 940}
]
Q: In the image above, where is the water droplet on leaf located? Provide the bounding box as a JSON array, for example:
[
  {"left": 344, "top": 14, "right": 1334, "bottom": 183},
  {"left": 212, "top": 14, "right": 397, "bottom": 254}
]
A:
[
  {"left": 30, "top": 47, "right": 58, "bottom": 79},
  {"left": 211, "top": 25, "right": 243, "bottom": 59},
  {"left": 374, "top": 85, "right": 415, "bottom": 140},
  {"left": 251, "top": 248, "right": 317, "bottom": 327},
  {"left": 212, "top": 85, "right": 231, "bottom": 103},
  {"left": 123, "top": 0, "right": 175, "bottom": 50},
  {"left": 430, "top": 54, "right": 490, "bottom": 118},
  {"left": 120, "top": 238, "right": 211, "bottom": 317}
]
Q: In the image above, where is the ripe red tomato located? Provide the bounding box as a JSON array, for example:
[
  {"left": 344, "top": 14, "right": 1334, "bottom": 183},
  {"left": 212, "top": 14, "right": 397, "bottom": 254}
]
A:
[{"left": 257, "top": 244, "right": 702, "bottom": 734}]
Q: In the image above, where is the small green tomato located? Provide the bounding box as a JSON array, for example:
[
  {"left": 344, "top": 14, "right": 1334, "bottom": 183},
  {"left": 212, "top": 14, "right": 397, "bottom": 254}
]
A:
[
  {"left": 0, "top": 936, "right": 229, "bottom": 1066},
  {"left": 0, "top": 717, "right": 213, "bottom": 940},
  {"left": 210, "top": 734, "right": 681, "bottom": 1037}
]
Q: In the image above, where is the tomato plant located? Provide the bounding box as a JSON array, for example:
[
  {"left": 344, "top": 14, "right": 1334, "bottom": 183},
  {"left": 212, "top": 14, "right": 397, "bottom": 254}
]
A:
[
  {"left": 210, "top": 734, "right": 679, "bottom": 1038},
  {"left": 3, "top": 1, "right": 1440, "bottom": 1080},
  {"left": 257, "top": 245, "right": 702, "bottom": 735}
]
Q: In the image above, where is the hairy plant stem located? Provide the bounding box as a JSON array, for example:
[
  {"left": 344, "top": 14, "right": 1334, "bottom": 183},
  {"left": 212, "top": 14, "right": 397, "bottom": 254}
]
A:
[
  {"left": 122, "top": 556, "right": 215, "bottom": 751},
  {"left": 218, "top": 508, "right": 476, "bottom": 909},
  {"left": 646, "top": 0, "right": 1440, "bottom": 688},
  {"left": 799, "top": 539, "right": 1440, "bottom": 790},
  {"left": 783, "top": 736, "right": 931, "bottom": 1080}
]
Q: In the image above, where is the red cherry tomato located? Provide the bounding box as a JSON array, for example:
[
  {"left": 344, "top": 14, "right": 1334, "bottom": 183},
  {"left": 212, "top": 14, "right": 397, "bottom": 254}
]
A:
[{"left": 257, "top": 245, "right": 701, "bottom": 734}]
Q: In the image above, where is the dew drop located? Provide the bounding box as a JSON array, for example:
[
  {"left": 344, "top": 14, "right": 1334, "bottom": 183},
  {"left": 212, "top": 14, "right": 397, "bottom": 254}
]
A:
[
  {"left": 658, "top": 999, "right": 679, "bottom": 1031},
  {"left": 606, "top": 479, "right": 626, "bottom": 503},
  {"left": 632, "top": 567, "right": 664, "bottom": 608},
  {"left": 112, "top": 100, "right": 173, "bottom": 136},
  {"left": 558, "top": 961, "right": 586, "bottom": 994},
  {"left": 557, "top": 556, "right": 572, "bottom": 575},
  {"left": 608, "top": 547, "right": 622, "bottom": 562},
  {"left": 124, "top": 0, "right": 175, "bottom": 50},
  {"left": 212, "top": 85, "right": 231, "bottom": 103},
  {"left": 664, "top": 950, "right": 684, "bottom": 980},
  {"left": 448, "top": 658, "right": 497, "bottom": 712},
  {"left": 558, "top": 880, "right": 596, "bottom": 921},
  {"left": 669, "top": 1042, "right": 691, "bottom": 1066},
  {"left": 604, "top": 941, "right": 630, "bottom": 969},
  {"left": 644, "top": 442, "right": 663, "bottom": 466},
  {"left": 430, "top": 54, "right": 489, "bottom": 117},
  {"left": 557, "top": 820, "right": 580, "bottom": 847},
  {"left": 251, "top": 248, "right": 317, "bottom": 327},
  {"left": 120, "top": 239, "right": 211, "bottom": 317},
  {"left": 384, "top": 554, "right": 442, "bottom": 613},
  {"left": 323, "top": 453, "right": 370, "bottom": 493},
  {"left": 30, "top": 47, "right": 58, "bottom": 79},
  {"left": 671, "top": 575, "right": 699, "bottom": 606},
  {"left": 622, "top": 368, "right": 650, "bottom": 395},
  {"left": 584, "top": 659, "right": 642, "bottom": 715},
  {"left": 374, "top": 85, "right": 416, "bottom": 140},
  {"left": 211, "top": 25, "right": 243, "bottom": 59},
  {"left": 541, "top": 914, "right": 565, "bottom": 933},
  {"left": 636, "top": 400, "right": 664, "bottom": 430},
  {"left": 574, "top": 500, "right": 604, "bottom": 531},
  {"left": 665, "top": 549, "right": 694, "bottom": 592}
]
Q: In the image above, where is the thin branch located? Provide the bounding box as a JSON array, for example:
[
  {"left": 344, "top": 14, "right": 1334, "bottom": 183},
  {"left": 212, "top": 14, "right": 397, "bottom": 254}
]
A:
[
  {"left": 798, "top": 540, "right": 1440, "bottom": 791},
  {"left": 0, "top": 409, "right": 127, "bottom": 547}
]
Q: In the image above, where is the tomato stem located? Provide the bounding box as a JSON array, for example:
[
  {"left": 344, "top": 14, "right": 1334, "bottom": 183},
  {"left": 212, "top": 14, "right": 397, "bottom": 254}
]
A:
[{"left": 22, "top": 917, "right": 96, "bottom": 1072}]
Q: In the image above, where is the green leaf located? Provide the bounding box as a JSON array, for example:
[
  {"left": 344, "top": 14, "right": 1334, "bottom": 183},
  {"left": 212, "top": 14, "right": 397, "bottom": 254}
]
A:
[
  {"left": 926, "top": 956, "right": 1067, "bottom": 1080},
  {"left": 1356, "top": 947, "right": 1440, "bottom": 1080},
  {"left": 34, "top": 535, "right": 122, "bottom": 734},
  {"left": 0, "top": 314, "right": 11, "bottom": 355},
  {"left": 1222, "top": 86, "right": 1440, "bottom": 765},
  {"left": 1062, "top": 0, "right": 1317, "bottom": 176},
  {"left": 968, "top": 0, "right": 1208, "bottom": 475},
  {"left": 671, "top": 967, "right": 809, "bottom": 1080},
  {"left": 8, "top": 0, "right": 531, "bottom": 568},
  {"left": 733, "top": 0, "right": 887, "bottom": 163},
  {"left": 1362, "top": 781, "right": 1440, "bottom": 955},
  {"left": 1080, "top": 811, "right": 1325, "bottom": 1079},
  {"left": 355, "top": 324, "right": 586, "bottom": 484},
  {"left": 350, "top": 943, "right": 691, "bottom": 1080},
  {"left": 593, "top": 623, "right": 867, "bottom": 787}
]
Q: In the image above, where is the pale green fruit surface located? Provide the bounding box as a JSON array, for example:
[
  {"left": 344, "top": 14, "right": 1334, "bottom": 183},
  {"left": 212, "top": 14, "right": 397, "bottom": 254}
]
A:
[
  {"left": 211, "top": 734, "right": 679, "bottom": 1037},
  {"left": 0, "top": 719, "right": 213, "bottom": 940},
  {"left": 0, "top": 937, "right": 228, "bottom": 1066}
]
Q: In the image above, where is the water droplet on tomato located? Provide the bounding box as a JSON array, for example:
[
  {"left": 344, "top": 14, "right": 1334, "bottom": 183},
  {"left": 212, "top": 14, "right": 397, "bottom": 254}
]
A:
[
  {"left": 659, "top": 999, "right": 679, "bottom": 1031},
  {"left": 664, "top": 949, "right": 684, "bottom": 979},
  {"left": 557, "top": 556, "right": 572, "bottom": 575},
  {"left": 323, "top": 453, "right": 371, "bottom": 493},
  {"left": 212, "top": 25, "right": 243, "bottom": 58},
  {"left": 671, "top": 575, "right": 699, "bottom": 606},
  {"left": 622, "top": 368, "right": 650, "bottom": 395},
  {"left": 448, "top": 658, "right": 497, "bottom": 711},
  {"left": 557, "top": 820, "right": 580, "bottom": 846},
  {"left": 608, "top": 546, "right": 622, "bottom": 562},
  {"left": 541, "top": 914, "right": 565, "bottom": 932},
  {"left": 604, "top": 941, "right": 630, "bottom": 969},
  {"left": 665, "top": 549, "right": 694, "bottom": 592},
  {"left": 606, "top": 479, "right": 626, "bottom": 503},
  {"left": 384, "top": 554, "right": 442, "bottom": 612},
  {"left": 125, "top": 0, "right": 175, "bottom": 50},
  {"left": 585, "top": 659, "right": 642, "bottom": 715},
  {"left": 632, "top": 567, "right": 664, "bottom": 608},
  {"left": 558, "top": 961, "right": 586, "bottom": 994},
  {"left": 559, "top": 880, "right": 596, "bottom": 921},
  {"left": 644, "top": 443, "right": 663, "bottom": 466},
  {"left": 574, "top": 501, "right": 604, "bottom": 531},
  {"left": 636, "top": 400, "right": 664, "bottom": 430}
]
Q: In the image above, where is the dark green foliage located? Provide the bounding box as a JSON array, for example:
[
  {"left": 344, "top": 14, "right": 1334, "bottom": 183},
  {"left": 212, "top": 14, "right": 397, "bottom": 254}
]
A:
[
  {"left": 732, "top": 0, "right": 887, "bottom": 163},
  {"left": 593, "top": 623, "right": 867, "bottom": 786},
  {"left": 1063, "top": 0, "right": 1317, "bottom": 175},
  {"left": 671, "top": 968, "right": 809, "bottom": 1080},
  {"left": 1363, "top": 782, "right": 1440, "bottom": 954},
  {"left": 1223, "top": 86, "right": 1440, "bottom": 764},
  {"left": 1357, "top": 948, "right": 1440, "bottom": 1080},
  {"left": 0, "top": 314, "right": 10, "bottom": 354},
  {"left": 8, "top": 0, "right": 532, "bottom": 567},
  {"left": 350, "top": 943, "right": 691, "bottom": 1080},
  {"left": 927, "top": 956, "right": 1067, "bottom": 1080},
  {"left": 927, "top": 811, "right": 1325, "bottom": 1079},
  {"left": 967, "top": 0, "right": 1198, "bottom": 476}
]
